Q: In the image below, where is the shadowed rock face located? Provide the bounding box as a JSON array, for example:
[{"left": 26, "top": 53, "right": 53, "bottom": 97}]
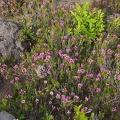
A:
[{"left": 0, "top": 20, "right": 23, "bottom": 64}]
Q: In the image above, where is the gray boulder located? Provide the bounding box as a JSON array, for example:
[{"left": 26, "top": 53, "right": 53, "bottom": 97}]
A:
[
  {"left": 0, "top": 111, "right": 15, "bottom": 120},
  {"left": 0, "top": 20, "right": 23, "bottom": 64}
]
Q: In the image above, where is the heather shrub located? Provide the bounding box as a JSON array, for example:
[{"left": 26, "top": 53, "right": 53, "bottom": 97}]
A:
[
  {"left": 91, "top": 0, "right": 120, "bottom": 14},
  {"left": 0, "top": 0, "right": 120, "bottom": 120}
]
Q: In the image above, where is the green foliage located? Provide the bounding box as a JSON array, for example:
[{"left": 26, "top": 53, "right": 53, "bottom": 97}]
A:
[
  {"left": 107, "top": 16, "right": 120, "bottom": 35},
  {"left": 71, "top": 2, "right": 104, "bottom": 40},
  {"left": 74, "top": 105, "right": 88, "bottom": 120}
]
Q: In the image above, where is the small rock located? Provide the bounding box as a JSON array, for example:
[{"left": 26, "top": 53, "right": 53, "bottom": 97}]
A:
[
  {"left": 35, "top": 64, "right": 48, "bottom": 78},
  {"left": 0, "top": 19, "right": 23, "bottom": 64},
  {"left": 0, "top": 111, "right": 15, "bottom": 120}
]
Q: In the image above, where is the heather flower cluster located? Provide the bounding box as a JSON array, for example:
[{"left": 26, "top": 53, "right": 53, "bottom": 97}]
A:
[{"left": 0, "top": 0, "right": 120, "bottom": 120}]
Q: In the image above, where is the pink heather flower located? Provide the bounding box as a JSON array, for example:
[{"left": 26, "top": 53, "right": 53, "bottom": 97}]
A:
[
  {"left": 74, "top": 58, "right": 78, "bottom": 62},
  {"left": 47, "top": 50, "right": 53, "bottom": 55},
  {"left": 35, "top": 98, "right": 39, "bottom": 102},
  {"left": 67, "top": 110, "right": 71, "bottom": 114},
  {"left": 117, "top": 44, "right": 120, "bottom": 48},
  {"left": 36, "top": 31, "right": 39, "bottom": 36},
  {"left": 61, "top": 63, "right": 65, "bottom": 66},
  {"left": 81, "top": 63, "right": 84, "bottom": 67},
  {"left": 81, "top": 107, "right": 88, "bottom": 112},
  {"left": 97, "top": 73, "right": 101, "bottom": 78},
  {"left": 31, "top": 63, "right": 35, "bottom": 67},
  {"left": 96, "top": 38, "right": 102, "bottom": 41},
  {"left": 44, "top": 80, "right": 47, "bottom": 84},
  {"left": 107, "top": 34, "right": 110, "bottom": 38},
  {"left": 56, "top": 94, "right": 60, "bottom": 99},
  {"left": 37, "top": 13, "right": 41, "bottom": 17},
  {"left": 70, "top": 4, "right": 75, "bottom": 9},
  {"left": 87, "top": 73, "right": 94, "bottom": 78},
  {"left": 22, "top": 68, "right": 27, "bottom": 73},
  {"left": 50, "top": 91, "right": 54, "bottom": 95},
  {"left": 20, "top": 89, "right": 26, "bottom": 94},
  {"left": 113, "top": 35, "right": 118, "bottom": 39},
  {"left": 64, "top": 35, "right": 68, "bottom": 39},
  {"left": 59, "top": 21, "right": 64, "bottom": 26},
  {"left": 115, "top": 53, "right": 120, "bottom": 58},
  {"left": 49, "top": 101, "right": 52, "bottom": 104},
  {"left": 85, "top": 97, "right": 89, "bottom": 101},
  {"left": 74, "top": 95, "right": 79, "bottom": 99},
  {"left": 23, "top": 2, "right": 27, "bottom": 6},
  {"left": 58, "top": 50, "right": 62, "bottom": 54},
  {"left": 31, "top": 78, "right": 35, "bottom": 82},
  {"left": 41, "top": 3, "right": 45, "bottom": 8},
  {"left": 39, "top": 52, "right": 44, "bottom": 59},
  {"left": 50, "top": 31, "right": 54, "bottom": 35},
  {"left": 0, "top": 68, "right": 4, "bottom": 73},
  {"left": 13, "top": 65, "right": 18, "bottom": 69},
  {"left": 112, "top": 107, "right": 117, "bottom": 112},
  {"left": 44, "top": 55, "right": 51, "bottom": 62},
  {"left": 71, "top": 92, "right": 75, "bottom": 96},
  {"left": 96, "top": 88, "right": 101, "bottom": 93},
  {"left": 74, "top": 46, "right": 78, "bottom": 50},
  {"left": 74, "top": 76, "right": 79, "bottom": 79},
  {"left": 92, "top": 50, "right": 96, "bottom": 54},
  {"left": 107, "top": 49, "right": 114, "bottom": 54},
  {"left": 117, "top": 75, "right": 120, "bottom": 80},
  {"left": 21, "top": 100, "right": 26, "bottom": 104},
  {"left": 66, "top": 48, "right": 71, "bottom": 53},
  {"left": 68, "top": 58, "right": 74, "bottom": 63},
  {"left": 2, "top": 64, "right": 7, "bottom": 68},
  {"left": 63, "top": 54, "right": 70, "bottom": 60},
  {"left": 116, "top": 70, "right": 119, "bottom": 74},
  {"left": 15, "top": 77, "right": 19, "bottom": 81},
  {"left": 101, "top": 49, "right": 105, "bottom": 56},
  {"left": 80, "top": 35, "right": 85, "bottom": 39},
  {"left": 78, "top": 83, "right": 83, "bottom": 88},
  {"left": 5, "top": 94, "right": 12, "bottom": 98},
  {"left": 70, "top": 36, "right": 76, "bottom": 42},
  {"left": 86, "top": 109, "right": 92, "bottom": 113},
  {"left": 62, "top": 40, "right": 65, "bottom": 44},
  {"left": 75, "top": 52, "right": 78, "bottom": 56},
  {"left": 10, "top": 80, "right": 15, "bottom": 84},
  {"left": 62, "top": 88, "right": 67, "bottom": 93},
  {"left": 96, "top": 77, "right": 100, "bottom": 81},
  {"left": 77, "top": 69, "right": 85, "bottom": 74},
  {"left": 104, "top": 40, "right": 108, "bottom": 44},
  {"left": 43, "top": 43, "right": 48, "bottom": 47},
  {"left": 4, "top": 76, "right": 8, "bottom": 80},
  {"left": 51, "top": 10, "right": 57, "bottom": 15},
  {"left": 88, "top": 58, "right": 94, "bottom": 64},
  {"left": 66, "top": 68, "right": 70, "bottom": 73},
  {"left": 101, "top": 68, "right": 110, "bottom": 74}
]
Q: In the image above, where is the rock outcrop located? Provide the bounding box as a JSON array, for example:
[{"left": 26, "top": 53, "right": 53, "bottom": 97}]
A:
[
  {"left": 0, "top": 20, "right": 23, "bottom": 64},
  {"left": 0, "top": 111, "right": 15, "bottom": 120}
]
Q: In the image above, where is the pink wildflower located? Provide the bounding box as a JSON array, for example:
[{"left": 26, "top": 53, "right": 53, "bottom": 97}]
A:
[
  {"left": 78, "top": 83, "right": 83, "bottom": 88},
  {"left": 21, "top": 100, "right": 26, "bottom": 104},
  {"left": 87, "top": 73, "right": 94, "bottom": 78},
  {"left": 22, "top": 68, "right": 27, "bottom": 72},
  {"left": 50, "top": 91, "right": 54, "bottom": 95},
  {"left": 77, "top": 69, "right": 85, "bottom": 74},
  {"left": 88, "top": 58, "right": 94, "bottom": 64},
  {"left": 56, "top": 94, "right": 60, "bottom": 99},
  {"left": 112, "top": 107, "right": 117, "bottom": 112},
  {"left": 96, "top": 88, "right": 101, "bottom": 93}
]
